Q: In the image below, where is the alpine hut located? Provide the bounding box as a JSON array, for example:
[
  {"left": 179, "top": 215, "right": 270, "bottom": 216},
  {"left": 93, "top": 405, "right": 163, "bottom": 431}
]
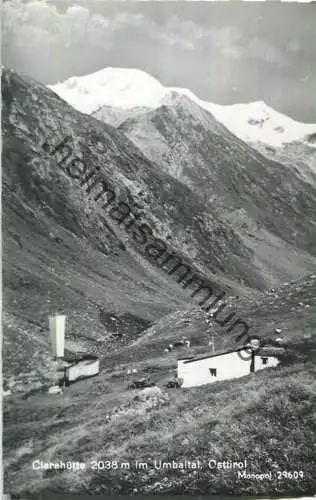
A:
[
  {"left": 64, "top": 355, "right": 100, "bottom": 385},
  {"left": 177, "top": 346, "right": 283, "bottom": 388}
]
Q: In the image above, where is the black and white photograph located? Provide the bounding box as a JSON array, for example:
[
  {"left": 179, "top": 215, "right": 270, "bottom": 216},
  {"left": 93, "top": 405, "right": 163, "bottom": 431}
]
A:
[{"left": 1, "top": 0, "right": 316, "bottom": 497}]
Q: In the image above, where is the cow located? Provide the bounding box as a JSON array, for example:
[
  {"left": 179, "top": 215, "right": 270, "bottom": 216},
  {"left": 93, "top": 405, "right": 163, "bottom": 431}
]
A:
[
  {"left": 166, "top": 377, "right": 184, "bottom": 389},
  {"left": 127, "top": 378, "right": 155, "bottom": 390},
  {"left": 174, "top": 340, "right": 185, "bottom": 348}
]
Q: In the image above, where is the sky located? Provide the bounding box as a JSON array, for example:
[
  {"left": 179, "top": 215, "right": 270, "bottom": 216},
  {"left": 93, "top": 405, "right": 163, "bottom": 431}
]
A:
[{"left": 2, "top": 0, "right": 316, "bottom": 122}]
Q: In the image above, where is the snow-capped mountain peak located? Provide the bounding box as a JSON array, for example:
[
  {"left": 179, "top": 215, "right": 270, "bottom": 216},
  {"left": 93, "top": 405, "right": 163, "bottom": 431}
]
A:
[
  {"left": 48, "top": 67, "right": 166, "bottom": 113},
  {"left": 49, "top": 67, "right": 316, "bottom": 148},
  {"left": 208, "top": 100, "right": 316, "bottom": 148}
]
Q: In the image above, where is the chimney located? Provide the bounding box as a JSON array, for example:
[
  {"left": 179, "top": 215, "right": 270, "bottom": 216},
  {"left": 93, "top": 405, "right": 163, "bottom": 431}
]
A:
[
  {"left": 49, "top": 314, "right": 66, "bottom": 359},
  {"left": 250, "top": 351, "right": 255, "bottom": 373},
  {"left": 209, "top": 335, "right": 215, "bottom": 352}
]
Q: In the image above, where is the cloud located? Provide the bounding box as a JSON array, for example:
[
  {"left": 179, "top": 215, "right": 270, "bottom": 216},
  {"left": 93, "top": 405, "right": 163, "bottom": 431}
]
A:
[
  {"left": 3, "top": 0, "right": 282, "bottom": 75},
  {"left": 207, "top": 26, "right": 242, "bottom": 58},
  {"left": 247, "top": 37, "right": 289, "bottom": 65},
  {"left": 286, "top": 39, "right": 300, "bottom": 52},
  {"left": 148, "top": 17, "right": 242, "bottom": 59},
  {"left": 221, "top": 46, "right": 242, "bottom": 59},
  {"left": 66, "top": 5, "right": 90, "bottom": 22}
]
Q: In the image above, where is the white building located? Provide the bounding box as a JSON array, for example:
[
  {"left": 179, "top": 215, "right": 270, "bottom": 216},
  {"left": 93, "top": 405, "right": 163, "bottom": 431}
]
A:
[
  {"left": 49, "top": 314, "right": 66, "bottom": 358},
  {"left": 177, "top": 347, "right": 282, "bottom": 388},
  {"left": 64, "top": 356, "right": 100, "bottom": 383}
]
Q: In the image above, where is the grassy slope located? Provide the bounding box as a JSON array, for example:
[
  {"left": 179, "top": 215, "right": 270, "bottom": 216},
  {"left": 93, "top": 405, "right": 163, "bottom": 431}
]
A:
[
  {"left": 3, "top": 360, "right": 315, "bottom": 496},
  {"left": 3, "top": 275, "right": 316, "bottom": 496},
  {"left": 99, "top": 273, "right": 316, "bottom": 366}
]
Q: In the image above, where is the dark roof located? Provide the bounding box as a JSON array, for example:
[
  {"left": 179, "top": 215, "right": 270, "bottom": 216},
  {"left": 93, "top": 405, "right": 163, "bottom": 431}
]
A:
[
  {"left": 183, "top": 346, "right": 283, "bottom": 364},
  {"left": 257, "top": 347, "right": 285, "bottom": 356},
  {"left": 63, "top": 354, "right": 99, "bottom": 366},
  {"left": 183, "top": 347, "right": 246, "bottom": 364}
]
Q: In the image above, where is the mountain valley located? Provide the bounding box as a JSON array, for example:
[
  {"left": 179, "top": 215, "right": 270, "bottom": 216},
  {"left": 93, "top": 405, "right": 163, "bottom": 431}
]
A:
[{"left": 2, "top": 66, "right": 316, "bottom": 497}]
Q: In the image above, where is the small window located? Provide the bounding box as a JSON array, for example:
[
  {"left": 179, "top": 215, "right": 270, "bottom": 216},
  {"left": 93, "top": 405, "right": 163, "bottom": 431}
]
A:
[
  {"left": 261, "top": 357, "right": 268, "bottom": 365},
  {"left": 209, "top": 368, "right": 217, "bottom": 377}
]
